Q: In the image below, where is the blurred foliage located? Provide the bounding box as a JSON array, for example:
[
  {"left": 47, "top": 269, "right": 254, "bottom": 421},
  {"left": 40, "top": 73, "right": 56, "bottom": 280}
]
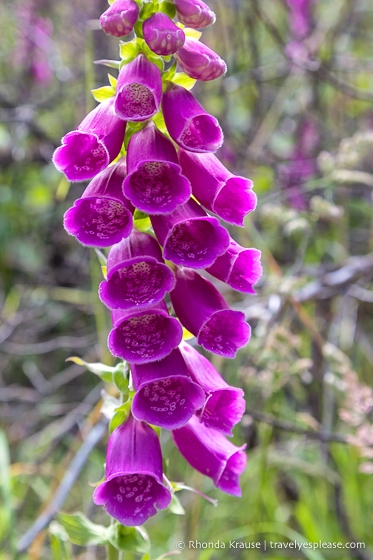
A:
[{"left": 1, "top": 0, "right": 373, "bottom": 559}]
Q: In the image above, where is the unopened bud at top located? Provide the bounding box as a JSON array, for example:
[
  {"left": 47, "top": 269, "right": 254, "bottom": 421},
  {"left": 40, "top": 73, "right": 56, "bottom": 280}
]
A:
[
  {"left": 100, "top": 0, "right": 139, "bottom": 38},
  {"left": 173, "top": 0, "right": 216, "bottom": 29}
]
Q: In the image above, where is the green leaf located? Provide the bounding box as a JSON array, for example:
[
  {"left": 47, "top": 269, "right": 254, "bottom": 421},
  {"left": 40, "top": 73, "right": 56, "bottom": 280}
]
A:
[
  {"left": 65, "top": 357, "right": 115, "bottom": 383},
  {"left": 49, "top": 521, "right": 73, "bottom": 560},
  {"left": 57, "top": 513, "right": 108, "bottom": 547},
  {"left": 94, "top": 59, "right": 121, "bottom": 69},
  {"left": 169, "top": 493, "right": 185, "bottom": 515},
  {"left": 152, "top": 112, "right": 168, "bottom": 135},
  {"left": 140, "top": 0, "right": 156, "bottom": 20},
  {"left": 109, "top": 401, "right": 132, "bottom": 433},
  {"left": 112, "top": 362, "right": 129, "bottom": 394},
  {"left": 0, "top": 430, "right": 14, "bottom": 550},
  {"left": 120, "top": 39, "right": 140, "bottom": 63},
  {"left": 134, "top": 210, "right": 152, "bottom": 232},
  {"left": 163, "top": 61, "right": 177, "bottom": 82},
  {"left": 107, "top": 523, "right": 151, "bottom": 553},
  {"left": 172, "top": 72, "right": 197, "bottom": 90},
  {"left": 157, "top": 1, "right": 176, "bottom": 18},
  {"left": 91, "top": 85, "right": 115, "bottom": 102},
  {"left": 124, "top": 121, "right": 148, "bottom": 149}
]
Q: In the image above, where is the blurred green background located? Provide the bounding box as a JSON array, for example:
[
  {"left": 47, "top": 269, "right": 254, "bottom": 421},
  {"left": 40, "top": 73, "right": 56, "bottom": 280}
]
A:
[{"left": 1, "top": 0, "right": 373, "bottom": 558}]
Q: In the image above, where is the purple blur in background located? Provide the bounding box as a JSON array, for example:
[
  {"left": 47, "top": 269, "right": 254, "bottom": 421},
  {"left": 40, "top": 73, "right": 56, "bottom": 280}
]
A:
[
  {"left": 179, "top": 150, "right": 256, "bottom": 226},
  {"left": 115, "top": 54, "right": 162, "bottom": 121},
  {"left": 143, "top": 12, "right": 185, "bottom": 55},
  {"left": 151, "top": 198, "right": 229, "bottom": 268},
  {"left": 123, "top": 122, "right": 191, "bottom": 214},
  {"left": 131, "top": 349, "right": 206, "bottom": 429},
  {"left": 174, "top": 36, "right": 227, "bottom": 81},
  {"left": 99, "top": 230, "right": 175, "bottom": 310},
  {"left": 171, "top": 268, "right": 251, "bottom": 358},
  {"left": 63, "top": 159, "right": 134, "bottom": 247},
  {"left": 172, "top": 415, "right": 247, "bottom": 496},
  {"left": 53, "top": 98, "right": 126, "bottom": 182},
  {"left": 180, "top": 341, "right": 245, "bottom": 436},
  {"left": 93, "top": 415, "right": 171, "bottom": 526},
  {"left": 162, "top": 83, "right": 223, "bottom": 152}
]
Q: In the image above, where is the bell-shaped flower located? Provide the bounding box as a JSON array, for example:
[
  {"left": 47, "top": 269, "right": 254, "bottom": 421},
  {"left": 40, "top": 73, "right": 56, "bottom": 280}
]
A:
[
  {"left": 151, "top": 198, "right": 229, "bottom": 268},
  {"left": 131, "top": 349, "right": 205, "bottom": 429},
  {"left": 99, "top": 230, "right": 175, "bottom": 310},
  {"left": 53, "top": 98, "right": 126, "bottom": 182},
  {"left": 143, "top": 13, "right": 185, "bottom": 56},
  {"left": 63, "top": 159, "right": 134, "bottom": 247},
  {"left": 162, "top": 83, "right": 223, "bottom": 153},
  {"left": 171, "top": 268, "right": 250, "bottom": 358},
  {"left": 115, "top": 54, "right": 162, "bottom": 122},
  {"left": 206, "top": 239, "right": 262, "bottom": 294},
  {"left": 100, "top": 0, "right": 139, "bottom": 38},
  {"left": 93, "top": 415, "right": 171, "bottom": 526},
  {"left": 179, "top": 341, "right": 245, "bottom": 436},
  {"left": 108, "top": 301, "right": 182, "bottom": 364},
  {"left": 173, "top": 0, "right": 216, "bottom": 29},
  {"left": 174, "top": 37, "right": 226, "bottom": 81},
  {"left": 179, "top": 150, "right": 256, "bottom": 226},
  {"left": 123, "top": 122, "right": 191, "bottom": 214},
  {"left": 172, "top": 416, "right": 247, "bottom": 496}
]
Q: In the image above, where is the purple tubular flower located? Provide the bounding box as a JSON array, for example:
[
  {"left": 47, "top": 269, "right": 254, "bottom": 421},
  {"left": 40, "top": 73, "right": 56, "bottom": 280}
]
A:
[
  {"left": 53, "top": 98, "right": 126, "bottom": 182},
  {"left": 172, "top": 416, "right": 247, "bottom": 496},
  {"left": 63, "top": 159, "right": 134, "bottom": 247},
  {"left": 99, "top": 230, "right": 175, "bottom": 310},
  {"left": 180, "top": 341, "right": 245, "bottom": 436},
  {"left": 206, "top": 239, "right": 262, "bottom": 294},
  {"left": 179, "top": 150, "right": 256, "bottom": 226},
  {"left": 131, "top": 349, "right": 205, "bottom": 429},
  {"left": 123, "top": 122, "right": 191, "bottom": 214},
  {"left": 173, "top": 0, "right": 216, "bottom": 29},
  {"left": 108, "top": 301, "right": 182, "bottom": 363},
  {"left": 162, "top": 83, "right": 223, "bottom": 153},
  {"left": 174, "top": 36, "right": 226, "bottom": 81},
  {"left": 143, "top": 13, "right": 185, "bottom": 56},
  {"left": 150, "top": 198, "right": 229, "bottom": 268},
  {"left": 99, "top": 0, "right": 139, "bottom": 38},
  {"left": 115, "top": 55, "right": 162, "bottom": 122},
  {"left": 93, "top": 415, "right": 171, "bottom": 526},
  {"left": 171, "top": 268, "right": 250, "bottom": 358}
]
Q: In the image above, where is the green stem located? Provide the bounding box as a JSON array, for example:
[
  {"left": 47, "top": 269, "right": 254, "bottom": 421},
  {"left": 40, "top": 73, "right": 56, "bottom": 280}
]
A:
[{"left": 107, "top": 542, "right": 120, "bottom": 560}]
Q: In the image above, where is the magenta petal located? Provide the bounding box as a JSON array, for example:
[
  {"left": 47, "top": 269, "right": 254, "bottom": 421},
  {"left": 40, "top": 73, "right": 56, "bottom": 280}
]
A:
[
  {"left": 174, "top": 37, "right": 226, "bottom": 81},
  {"left": 100, "top": 0, "right": 139, "bottom": 37},
  {"left": 180, "top": 341, "right": 245, "bottom": 435},
  {"left": 173, "top": 0, "right": 216, "bottom": 28},
  {"left": 143, "top": 12, "right": 185, "bottom": 55},
  {"left": 206, "top": 240, "right": 262, "bottom": 294},
  {"left": 115, "top": 55, "right": 162, "bottom": 121},
  {"left": 99, "top": 231, "right": 175, "bottom": 310},
  {"left": 151, "top": 198, "right": 229, "bottom": 268},
  {"left": 93, "top": 415, "right": 171, "bottom": 526},
  {"left": 53, "top": 98, "right": 126, "bottom": 182},
  {"left": 171, "top": 269, "right": 251, "bottom": 358},
  {"left": 131, "top": 349, "right": 206, "bottom": 429},
  {"left": 172, "top": 416, "right": 247, "bottom": 496},
  {"left": 123, "top": 123, "right": 191, "bottom": 214},
  {"left": 162, "top": 83, "right": 223, "bottom": 153},
  {"left": 108, "top": 302, "right": 182, "bottom": 363},
  {"left": 179, "top": 150, "right": 256, "bottom": 226},
  {"left": 63, "top": 159, "right": 134, "bottom": 247}
]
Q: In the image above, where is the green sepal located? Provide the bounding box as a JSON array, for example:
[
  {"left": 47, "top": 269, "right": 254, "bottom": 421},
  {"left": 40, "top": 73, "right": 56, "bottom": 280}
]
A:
[
  {"left": 109, "top": 401, "right": 132, "bottom": 433},
  {"left": 124, "top": 120, "right": 148, "bottom": 150},
  {"left": 168, "top": 493, "right": 185, "bottom": 515},
  {"left": 91, "top": 85, "right": 115, "bottom": 103},
  {"left": 107, "top": 523, "right": 150, "bottom": 553},
  {"left": 157, "top": 1, "right": 176, "bottom": 18},
  {"left": 134, "top": 209, "right": 152, "bottom": 232},
  {"left": 139, "top": 0, "right": 156, "bottom": 21},
  {"left": 108, "top": 73, "right": 117, "bottom": 88},
  {"left": 163, "top": 61, "right": 177, "bottom": 82},
  {"left": 152, "top": 111, "right": 168, "bottom": 135},
  {"left": 120, "top": 38, "right": 141, "bottom": 64},
  {"left": 56, "top": 513, "right": 108, "bottom": 547},
  {"left": 172, "top": 72, "right": 197, "bottom": 90}
]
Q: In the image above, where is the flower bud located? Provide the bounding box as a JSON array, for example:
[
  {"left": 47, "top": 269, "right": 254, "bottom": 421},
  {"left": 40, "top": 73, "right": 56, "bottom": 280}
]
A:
[
  {"left": 173, "top": 0, "right": 216, "bottom": 29},
  {"left": 175, "top": 36, "right": 226, "bottom": 81},
  {"left": 143, "top": 12, "right": 185, "bottom": 56},
  {"left": 100, "top": 0, "right": 139, "bottom": 37}
]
